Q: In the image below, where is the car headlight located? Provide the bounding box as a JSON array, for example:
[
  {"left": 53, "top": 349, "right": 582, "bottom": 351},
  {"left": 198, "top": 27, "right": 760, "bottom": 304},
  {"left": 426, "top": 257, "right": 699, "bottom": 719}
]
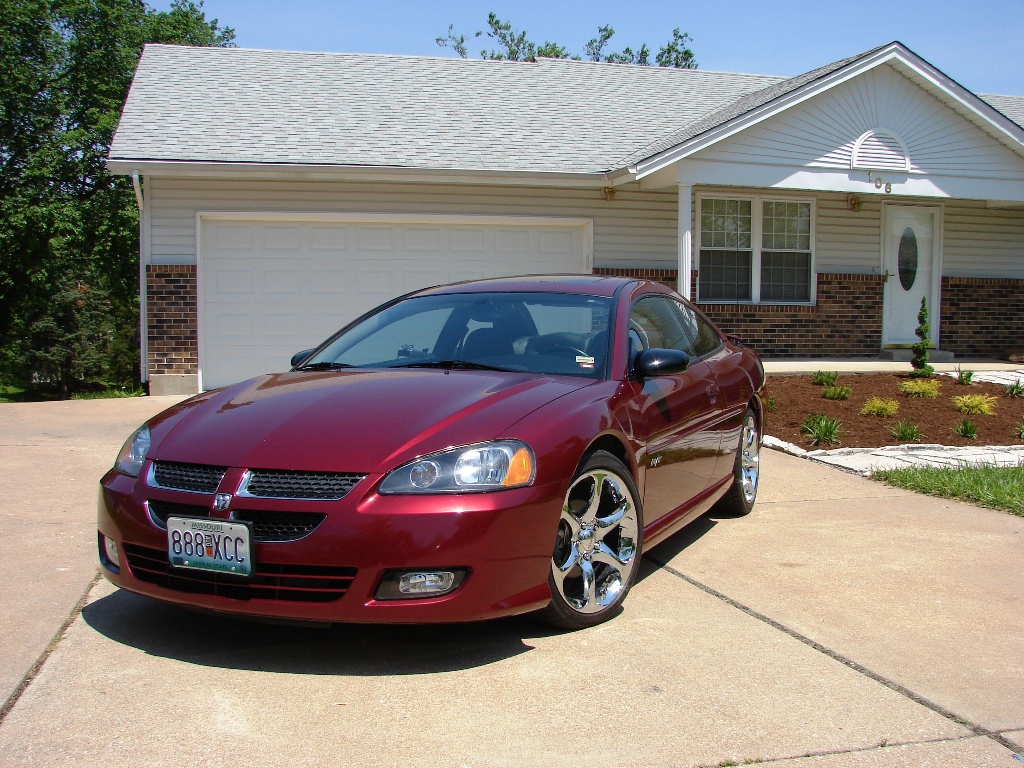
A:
[
  {"left": 379, "top": 440, "right": 535, "bottom": 494},
  {"left": 114, "top": 425, "right": 151, "bottom": 477}
]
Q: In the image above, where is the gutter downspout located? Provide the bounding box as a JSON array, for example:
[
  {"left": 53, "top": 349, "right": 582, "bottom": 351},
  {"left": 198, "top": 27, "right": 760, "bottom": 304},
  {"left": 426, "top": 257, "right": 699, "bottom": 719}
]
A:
[{"left": 132, "top": 170, "right": 148, "bottom": 385}]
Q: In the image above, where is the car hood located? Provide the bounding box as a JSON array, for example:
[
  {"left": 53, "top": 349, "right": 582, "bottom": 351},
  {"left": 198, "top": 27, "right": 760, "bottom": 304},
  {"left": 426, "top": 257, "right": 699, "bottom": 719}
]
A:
[{"left": 148, "top": 369, "right": 592, "bottom": 473}]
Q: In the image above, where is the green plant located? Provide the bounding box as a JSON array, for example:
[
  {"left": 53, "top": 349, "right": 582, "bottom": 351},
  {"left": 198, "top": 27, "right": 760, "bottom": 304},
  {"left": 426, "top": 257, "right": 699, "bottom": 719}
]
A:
[
  {"left": 899, "top": 379, "right": 940, "bottom": 398},
  {"left": 860, "top": 397, "right": 899, "bottom": 417},
  {"left": 871, "top": 464, "right": 1024, "bottom": 517},
  {"left": 908, "top": 297, "right": 934, "bottom": 378},
  {"left": 765, "top": 395, "right": 777, "bottom": 412},
  {"left": 800, "top": 413, "right": 842, "bottom": 446},
  {"left": 70, "top": 386, "right": 145, "bottom": 400},
  {"left": 954, "top": 366, "right": 975, "bottom": 385},
  {"left": 822, "top": 385, "right": 852, "bottom": 400},
  {"left": 1016, "top": 420, "right": 1024, "bottom": 441},
  {"left": 811, "top": 371, "right": 838, "bottom": 386},
  {"left": 1006, "top": 379, "right": 1024, "bottom": 398},
  {"left": 951, "top": 393, "right": 997, "bottom": 415},
  {"left": 952, "top": 418, "right": 977, "bottom": 439},
  {"left": 889, "top": 419, "right": 922, "bottom": 442}
]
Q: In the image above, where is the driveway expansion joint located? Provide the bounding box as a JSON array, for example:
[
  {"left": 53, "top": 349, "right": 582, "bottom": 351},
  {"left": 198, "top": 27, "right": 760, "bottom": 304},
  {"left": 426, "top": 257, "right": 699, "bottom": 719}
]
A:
[
  {"left": 643, "top": 555, "right": 1014, "bottom": 749},
  {"left": 0, "top": 570, "right": 101, "bottom": 727}
]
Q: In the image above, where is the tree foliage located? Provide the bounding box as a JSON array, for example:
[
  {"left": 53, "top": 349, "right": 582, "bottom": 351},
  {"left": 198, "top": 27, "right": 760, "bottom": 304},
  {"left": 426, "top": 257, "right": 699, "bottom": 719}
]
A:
[
  {"left": 437, "top": 14, "right": 696, "bottom": 69},
  {"left": 0, "top": 0, "right": 233, "bottom": 396}
]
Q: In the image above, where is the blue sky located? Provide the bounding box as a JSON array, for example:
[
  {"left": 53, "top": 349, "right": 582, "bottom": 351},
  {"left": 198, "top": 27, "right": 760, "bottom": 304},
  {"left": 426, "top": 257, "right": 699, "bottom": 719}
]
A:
[{"left": 153, "top": 0, "right": 1023, "bottom": 95}]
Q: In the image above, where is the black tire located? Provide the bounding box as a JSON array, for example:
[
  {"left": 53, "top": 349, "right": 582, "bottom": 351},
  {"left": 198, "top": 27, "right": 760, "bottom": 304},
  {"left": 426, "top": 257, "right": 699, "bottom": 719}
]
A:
[
  {"left": 539, "top": 451, "right": 643, "bottom": 630},
  {"left": 712, "top": 406, "right": 761, "bottom": 517}
]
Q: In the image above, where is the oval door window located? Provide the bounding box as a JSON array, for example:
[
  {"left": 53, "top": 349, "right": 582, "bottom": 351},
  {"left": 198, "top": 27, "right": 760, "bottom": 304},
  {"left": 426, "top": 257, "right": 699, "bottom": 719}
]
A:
[{"left": 898, "top": 227, "right": 918, "bottom": 291}]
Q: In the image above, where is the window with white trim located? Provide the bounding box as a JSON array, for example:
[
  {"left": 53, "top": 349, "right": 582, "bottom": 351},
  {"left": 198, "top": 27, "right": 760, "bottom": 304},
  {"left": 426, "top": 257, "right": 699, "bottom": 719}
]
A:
[{"left": 698, "top": 197, "right": 814, "bottom": 303}]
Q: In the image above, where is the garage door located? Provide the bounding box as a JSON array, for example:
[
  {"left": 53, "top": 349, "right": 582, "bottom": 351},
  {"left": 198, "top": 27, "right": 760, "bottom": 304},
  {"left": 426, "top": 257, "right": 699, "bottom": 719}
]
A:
[{"left": 198, "top": 214, "right": 592, "bottom": 390}]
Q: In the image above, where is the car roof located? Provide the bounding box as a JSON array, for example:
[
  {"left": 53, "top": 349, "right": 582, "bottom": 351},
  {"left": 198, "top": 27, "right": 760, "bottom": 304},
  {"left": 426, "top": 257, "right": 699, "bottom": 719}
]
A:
[{"left": 412, "top": 274, "right": 663, "bottom": 299}]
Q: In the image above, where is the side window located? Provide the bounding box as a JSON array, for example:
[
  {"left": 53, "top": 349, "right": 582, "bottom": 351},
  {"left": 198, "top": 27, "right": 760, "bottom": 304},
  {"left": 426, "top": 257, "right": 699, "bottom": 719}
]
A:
[
  {"left": 629, "top": 297, "right": 695, "bottom": 357},
  {"left": 673, "top": 301, "right": 722, "bottom": 358}
]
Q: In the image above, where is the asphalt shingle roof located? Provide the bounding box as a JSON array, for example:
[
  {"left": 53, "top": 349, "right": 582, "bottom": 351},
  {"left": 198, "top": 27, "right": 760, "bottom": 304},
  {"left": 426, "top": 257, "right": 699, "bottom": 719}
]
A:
[
  {"left": 109, "top": 44, "right": 1023, "bottom": 175},
  {"left": 109, "top": 45, "right": 782, "bottom": 173}
]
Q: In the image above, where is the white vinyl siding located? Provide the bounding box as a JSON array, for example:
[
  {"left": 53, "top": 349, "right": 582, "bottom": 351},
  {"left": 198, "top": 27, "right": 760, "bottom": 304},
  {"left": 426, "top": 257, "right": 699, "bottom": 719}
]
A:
[
  {"left": 146, "top": 177, "right": 680, "bottom": 270},
  {"left": 692, "top": 64, "right": 1024, "bottom": 180},
  {"left": 943, "top": 200, "right": 1024, "bottom": 279}
]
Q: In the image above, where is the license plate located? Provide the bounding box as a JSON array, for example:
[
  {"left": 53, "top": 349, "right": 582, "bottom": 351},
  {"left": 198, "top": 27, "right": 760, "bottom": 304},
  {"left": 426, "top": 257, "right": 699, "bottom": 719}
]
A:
[{"left": 166, "top": 517, "right": 252, "bottom": 577}]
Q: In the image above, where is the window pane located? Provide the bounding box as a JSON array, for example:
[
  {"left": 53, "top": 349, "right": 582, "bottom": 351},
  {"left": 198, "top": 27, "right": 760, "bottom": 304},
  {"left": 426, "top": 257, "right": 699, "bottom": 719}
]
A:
[
  {"left": 629, "top": 297, "right": 694, "bottom": 355},
  {"left": 701, "top": 198, "right": 751, "bottom": 250},
  {"left": 760, "top": 251, "right": 811, "bottom": 302},
  {"left": 698, "top": 250, "right": 752, "bottom": 301},
  {"left": 762, "top": 200, "right": 811, "bottom": 251}
]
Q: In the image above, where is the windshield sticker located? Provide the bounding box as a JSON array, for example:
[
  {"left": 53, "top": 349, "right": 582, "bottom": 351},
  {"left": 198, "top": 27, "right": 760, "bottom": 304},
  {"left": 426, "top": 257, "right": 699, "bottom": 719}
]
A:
[{"left": 576, "top": 355, "right": 595, "bottom": 369}]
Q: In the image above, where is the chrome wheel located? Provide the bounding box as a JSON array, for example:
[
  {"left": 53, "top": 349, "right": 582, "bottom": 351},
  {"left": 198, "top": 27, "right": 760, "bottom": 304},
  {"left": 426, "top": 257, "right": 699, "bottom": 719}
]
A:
[
  {"left": 551, "top": 468, "right": 639, "bottom": 615},
  {"left": 739, "top": 412, "right": 760, "bottom": 505}
]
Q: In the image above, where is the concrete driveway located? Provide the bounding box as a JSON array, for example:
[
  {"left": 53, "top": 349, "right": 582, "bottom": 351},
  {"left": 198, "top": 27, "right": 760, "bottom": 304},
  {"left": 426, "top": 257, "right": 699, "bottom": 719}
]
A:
[{"left": 0, "top": 399, "right": 1022, "bottom": 767}]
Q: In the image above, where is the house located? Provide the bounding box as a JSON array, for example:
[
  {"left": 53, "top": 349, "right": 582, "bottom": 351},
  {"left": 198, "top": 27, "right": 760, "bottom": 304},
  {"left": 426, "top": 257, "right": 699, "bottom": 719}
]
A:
[{"left": 107, "top": 42, "right": 1024, "bottom": 395}]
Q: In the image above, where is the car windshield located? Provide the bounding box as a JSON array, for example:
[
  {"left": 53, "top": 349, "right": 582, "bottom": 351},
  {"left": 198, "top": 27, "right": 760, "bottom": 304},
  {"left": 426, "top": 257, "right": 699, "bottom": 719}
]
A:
[{"left": 300, "top": 292, "right": 613, "bottom": 379}]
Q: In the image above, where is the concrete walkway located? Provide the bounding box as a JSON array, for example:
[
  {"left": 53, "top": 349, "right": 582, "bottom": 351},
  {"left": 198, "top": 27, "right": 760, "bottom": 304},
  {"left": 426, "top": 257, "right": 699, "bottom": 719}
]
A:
[{"left": 1, "top": 399, "right": 1023, "bottom": 766}]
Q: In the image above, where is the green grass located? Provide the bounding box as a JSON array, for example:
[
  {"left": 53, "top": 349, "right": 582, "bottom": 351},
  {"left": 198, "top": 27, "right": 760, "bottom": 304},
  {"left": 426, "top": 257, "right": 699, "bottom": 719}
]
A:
[
  {"left": 70, "top": 386, "right": 145, "bottom": 400},
  {"left": 871, "top": 464, "right": 1024, "bottom": 516}
]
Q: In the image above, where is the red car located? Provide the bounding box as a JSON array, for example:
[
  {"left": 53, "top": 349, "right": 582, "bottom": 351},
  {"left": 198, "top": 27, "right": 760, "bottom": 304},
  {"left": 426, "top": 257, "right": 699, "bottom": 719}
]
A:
[{"left": 98, "top": 276, "right": 764, "bottom": 629}]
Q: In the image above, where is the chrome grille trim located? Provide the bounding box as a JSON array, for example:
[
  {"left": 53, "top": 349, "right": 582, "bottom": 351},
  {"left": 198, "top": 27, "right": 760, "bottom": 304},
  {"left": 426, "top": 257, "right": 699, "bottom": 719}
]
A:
[
  {"left": 238, "top": 469, "right": 365, "bottom": 500},
  {"left": 150, "top": 461, "right": 226, "bottom": 494}
]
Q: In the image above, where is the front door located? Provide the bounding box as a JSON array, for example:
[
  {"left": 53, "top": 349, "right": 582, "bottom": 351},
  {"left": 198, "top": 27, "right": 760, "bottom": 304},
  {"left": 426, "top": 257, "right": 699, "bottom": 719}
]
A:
[{"left": 882, "top": 205, "right": 941, "bottom": 346}]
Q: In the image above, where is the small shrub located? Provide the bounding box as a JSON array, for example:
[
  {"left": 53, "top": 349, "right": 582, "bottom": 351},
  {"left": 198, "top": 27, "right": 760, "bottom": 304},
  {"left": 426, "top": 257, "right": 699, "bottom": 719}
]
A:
[
  {"left": 951, "top": 393, "right": 997, "bottom": 416},
  {"left": 822, "top": 385, "right": 852, "bottom": 400},
  {"left": 909, "top": 297, "right": 934, "bottom": 378},
  {"left": 765, "top": 395, "right": 777, "bottom": 412},
  {"left": 899, "top": 379, "right": 940, "bottom": 398},
  {"left": 1016, "top": 420, "right": 1024, "bottom": 441},
  {"left": 801, "top": 413, "right": 842, "bottom": 446},
  {"left": 811, "top": 371, "right": 839, "bottom": 386},
  {"left": 952, "top": 418, "right": 977, "bottom": 439},
  {"left": 889, "top": 419, "right": 922, "bottom": 442},
  {"left": 860, "top": 397, "right": 899, "bottom": 417},
  {"left": 1005, "top": 380, "right": 1024, "bottom": 398},
  {"left": 954, "top": 366, "right": 975, "bottom": 385}
]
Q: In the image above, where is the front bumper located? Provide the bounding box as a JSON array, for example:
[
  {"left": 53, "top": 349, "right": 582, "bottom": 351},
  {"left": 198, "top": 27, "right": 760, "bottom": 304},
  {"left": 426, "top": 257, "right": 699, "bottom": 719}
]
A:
[{"left": 97, "top": 463, "right": 565, "bottom": 623}]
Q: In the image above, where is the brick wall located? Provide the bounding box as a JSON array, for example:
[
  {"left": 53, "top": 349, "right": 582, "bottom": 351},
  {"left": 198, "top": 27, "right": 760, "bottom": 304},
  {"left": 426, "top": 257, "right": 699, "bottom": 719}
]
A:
[
  {"left": 593, "top": 268, "right": 886, "bottom": 357},
  {"left": 146, "top": 265, "right": 198, "bottom": 376},
  {"left": 940, "top": 276, "right": 1024, "bottom": 358}
]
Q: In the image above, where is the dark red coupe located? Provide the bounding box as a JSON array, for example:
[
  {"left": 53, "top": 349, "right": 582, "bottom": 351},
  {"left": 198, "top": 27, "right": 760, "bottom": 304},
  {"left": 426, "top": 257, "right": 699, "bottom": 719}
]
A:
[{"left": 98, "top": 275, "right": 764, "bottom": 629}]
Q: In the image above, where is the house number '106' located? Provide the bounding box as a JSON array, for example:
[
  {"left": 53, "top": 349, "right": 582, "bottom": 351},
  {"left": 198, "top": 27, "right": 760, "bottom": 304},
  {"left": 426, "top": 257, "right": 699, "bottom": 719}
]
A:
[{"left": 873, "top": 177, "right": 893, "bottom": 194}]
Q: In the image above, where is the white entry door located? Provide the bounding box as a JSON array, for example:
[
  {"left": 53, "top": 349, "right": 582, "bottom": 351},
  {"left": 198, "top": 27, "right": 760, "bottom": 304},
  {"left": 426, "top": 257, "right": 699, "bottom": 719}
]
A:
[
  {"left": 882, "top": 205, "right": 941, "bottom": 346},
  {"left": 197, "top": 214, "right": 592, "bottom": 390}
]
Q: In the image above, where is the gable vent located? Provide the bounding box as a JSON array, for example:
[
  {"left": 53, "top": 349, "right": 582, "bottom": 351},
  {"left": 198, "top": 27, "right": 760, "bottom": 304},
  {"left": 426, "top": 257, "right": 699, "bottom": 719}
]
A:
[{"left": 851, "top": 130, "right": 909, "bottom": 172}]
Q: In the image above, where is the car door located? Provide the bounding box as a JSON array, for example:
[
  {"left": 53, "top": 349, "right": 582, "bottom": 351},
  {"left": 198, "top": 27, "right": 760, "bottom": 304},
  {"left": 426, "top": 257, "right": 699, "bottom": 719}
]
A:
[{"left": 625, "top": 296, "right": 722, "bottom": 529}]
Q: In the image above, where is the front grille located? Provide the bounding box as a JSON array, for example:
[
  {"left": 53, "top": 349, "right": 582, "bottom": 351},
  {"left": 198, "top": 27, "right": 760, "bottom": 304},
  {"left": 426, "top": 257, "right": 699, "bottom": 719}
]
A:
[
  {"left": 243, "top": 470, "right": 364, "bottom": 500},
  {"left": 122, "top": 544, "right": 356, "bottom": 603},
  {"left": 232, "top": 510, "right": 327, "bottom": 542},
  {"left": 147, "top": 500, "right": 210, "bottom": 527},
  {"left": 152, "top": 461, "right": 226, "bottom": 493}
]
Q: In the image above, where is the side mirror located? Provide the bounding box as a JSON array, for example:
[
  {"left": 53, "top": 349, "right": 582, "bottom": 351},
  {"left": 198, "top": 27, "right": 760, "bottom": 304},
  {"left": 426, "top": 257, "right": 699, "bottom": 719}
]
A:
[
  {"left": 290, "top": 349, "right": 315, "bottom": 368},
  {"left": 635, "top": 348, "right": 689, "bottom": 377}
]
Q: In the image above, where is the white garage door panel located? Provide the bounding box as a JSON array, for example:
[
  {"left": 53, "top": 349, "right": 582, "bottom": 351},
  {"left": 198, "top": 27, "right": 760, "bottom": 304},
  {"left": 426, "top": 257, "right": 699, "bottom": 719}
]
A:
[{"left": 199, "top": 216, "right": 590, "bottom": 390}]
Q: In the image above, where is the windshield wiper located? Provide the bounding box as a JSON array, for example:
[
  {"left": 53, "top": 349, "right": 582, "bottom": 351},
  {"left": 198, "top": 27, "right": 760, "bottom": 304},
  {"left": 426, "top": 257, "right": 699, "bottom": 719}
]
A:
[
  {"left": 294, "top": 362, "right": 355, "bottom": 371},
  {"left": 391, "top": 360, "right": 515, "bottom": 372}
]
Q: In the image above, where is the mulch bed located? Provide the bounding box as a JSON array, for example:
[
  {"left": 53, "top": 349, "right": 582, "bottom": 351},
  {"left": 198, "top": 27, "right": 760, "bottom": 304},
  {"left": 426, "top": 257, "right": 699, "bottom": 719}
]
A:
[{"left": 764, "top": 372, "right": 1024, "bottom": 449}]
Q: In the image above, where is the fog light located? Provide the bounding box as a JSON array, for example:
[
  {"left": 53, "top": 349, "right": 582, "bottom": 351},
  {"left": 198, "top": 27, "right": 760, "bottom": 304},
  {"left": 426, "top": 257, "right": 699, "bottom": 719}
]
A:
[
  {"left": 99, "top": 532, "right": 121, "bottom": 572},
  {"left": 375, "top": 568, "right": 467, "bottom": 600}
]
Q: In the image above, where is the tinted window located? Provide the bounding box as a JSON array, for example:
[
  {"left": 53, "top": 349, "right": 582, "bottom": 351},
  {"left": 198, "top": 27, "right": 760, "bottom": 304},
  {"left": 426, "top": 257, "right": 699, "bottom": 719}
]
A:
[{"left": 630, "top": 296, "right": 721, "bottom": 361}]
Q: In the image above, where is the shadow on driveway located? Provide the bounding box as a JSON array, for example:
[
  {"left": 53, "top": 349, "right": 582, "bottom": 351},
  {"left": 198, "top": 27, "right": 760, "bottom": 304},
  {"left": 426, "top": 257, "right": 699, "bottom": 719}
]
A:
[{"left": 81, "top": 514, "right": 719, "bottom": 676}]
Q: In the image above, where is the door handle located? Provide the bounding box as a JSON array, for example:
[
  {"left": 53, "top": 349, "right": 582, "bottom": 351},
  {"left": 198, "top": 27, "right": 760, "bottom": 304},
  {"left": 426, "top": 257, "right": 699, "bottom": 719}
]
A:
[{"left": 883, "top": 270, "right": 893, "bottom": 283}]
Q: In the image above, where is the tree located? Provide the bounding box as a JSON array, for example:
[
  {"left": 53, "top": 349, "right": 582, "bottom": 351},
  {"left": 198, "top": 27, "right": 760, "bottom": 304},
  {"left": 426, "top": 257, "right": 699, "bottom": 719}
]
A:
[
  {"left": 437, "top": 14, "right": 697, "bottom": 68},
  {"left": 909, "top": 297, "right": 935, "bottom": 379},
  {"left": 0, "top": 0, "right": 234, "bottom": 397}
]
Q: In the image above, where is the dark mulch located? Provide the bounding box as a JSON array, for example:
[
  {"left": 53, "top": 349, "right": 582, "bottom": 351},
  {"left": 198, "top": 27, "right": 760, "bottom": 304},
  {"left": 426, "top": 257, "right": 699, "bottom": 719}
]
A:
[{"left": 763, "top": 372, "right": 1024, "bottom": 449}]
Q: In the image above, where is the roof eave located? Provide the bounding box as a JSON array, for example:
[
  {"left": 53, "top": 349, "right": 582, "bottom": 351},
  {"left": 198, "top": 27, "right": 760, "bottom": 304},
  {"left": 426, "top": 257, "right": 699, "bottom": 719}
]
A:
[
  {"left": 628, "top": 42, "right": 1024, "bottom": 181},
  {"left": 105, "top": 158, "right": 617, "bottom": 188}
]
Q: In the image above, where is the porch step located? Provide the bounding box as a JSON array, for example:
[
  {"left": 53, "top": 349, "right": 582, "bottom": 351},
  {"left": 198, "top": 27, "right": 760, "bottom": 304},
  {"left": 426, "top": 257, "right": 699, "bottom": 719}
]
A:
[{"left": 878, "top": 349, "right": 955, "bottom": 362}]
